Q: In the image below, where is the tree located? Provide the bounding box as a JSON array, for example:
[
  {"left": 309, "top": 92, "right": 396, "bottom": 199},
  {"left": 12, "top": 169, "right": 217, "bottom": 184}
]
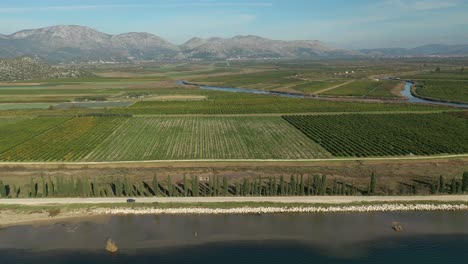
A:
[
  {"left": 183, "top": 175, "right": 188, "bottom": 197},
  {"left": 0, "top": 180, "right": 6, "bottom": 197},
  {"left": 369, "top": 173, "right": 377, "bottom": 195},
  {"left": 450, "top": 178, "right": 457, "bottom": 194},
  {"left": 320, "top": 175, "right": 327, "bottom": 195},
  {"left": 439, "top": 175, "right": 446, "bottom": 193},
  {"left": 223, "top": 177, "right": 229, "bottom": 196},
  {"left": 279, "top": 176, "right": 285, "bottom": 196},
  {"left": 435, "top": 66, "right": 441, "bottom": 72},
  {"left": 462, "top": 172, "right": 468, "bottom": 193},
  {"left": 192, "top": 176, "right": 199, "bottom": 197},
  {"left": 167, "top": 176, "right": 173, "bottom": 197}
]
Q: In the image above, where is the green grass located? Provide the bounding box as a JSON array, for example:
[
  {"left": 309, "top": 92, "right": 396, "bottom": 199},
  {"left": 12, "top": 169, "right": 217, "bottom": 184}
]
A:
[
  {"left": 415, "top": 80, "right": 468, "bottom": 103},
  {"left": 190, "top": 70, "right": 300, "bottom": 87},
  {"left": 85, "top": 116, "right": 331, "bottom": 160},
  {"left": 321, "top": 80, "right": 400, "bottom": 98},
  {"left": 283, "top": 113, "right": 468, "bottom": 157}
]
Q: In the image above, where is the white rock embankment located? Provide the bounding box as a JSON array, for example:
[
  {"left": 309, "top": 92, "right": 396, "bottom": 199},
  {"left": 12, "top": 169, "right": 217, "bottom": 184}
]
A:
[{"left": 93, "top": 204, "right": 468, "bottom": 216}]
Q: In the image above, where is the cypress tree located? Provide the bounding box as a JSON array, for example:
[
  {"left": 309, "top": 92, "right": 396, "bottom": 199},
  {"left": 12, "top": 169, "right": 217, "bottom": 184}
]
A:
[
  {"left": 223, "top": 177, "right": 229, "bottom": 196},
  {"left": 439, "top": 175, "right": 446, "bottom": 193},
  {"left": 320, "top": 175, "right": 327, "bottom": 195},
  {"left": 290, "top": 175, "right": 296, "bottom": 196},
  {"left": 235, "top": 182, "right": 240, "bottom": 196},
  {"left": 279, "top": 176, "right": 285, "bottom": 196},
  {"left": 152, "top": 176, "right": 159, "bottom": 196},
  {"left": 462, "top": 172, "right": 468, "bottom": 193},
  {"left": 369, "top": 173, "right": 377, "bottom": 195},
  {"left": 313, "top": 175, "right": 321, "bottom": 195},
  {"left": 192, "top": 176, "right": 199, "bottom": 197},
  {"left": 0, "top": 180, "right": 6, "bottom": 197},
  {"left": 299, "top": 175, "right": 305, "bottom": 196},
  {"left": 450, "top": 178, "right": 457, "bottom": 194},
  {"left": 332, "top": 180, "right": 338, "bottom": 195},
  {"left": 183, "top": 175, "right": 188, "bottom": 197}
]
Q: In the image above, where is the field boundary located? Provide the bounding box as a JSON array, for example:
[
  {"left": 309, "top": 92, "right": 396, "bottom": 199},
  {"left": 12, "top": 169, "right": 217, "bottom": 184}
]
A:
[{"left": 0, "top": 154, "right": 467, "bottom": 165}]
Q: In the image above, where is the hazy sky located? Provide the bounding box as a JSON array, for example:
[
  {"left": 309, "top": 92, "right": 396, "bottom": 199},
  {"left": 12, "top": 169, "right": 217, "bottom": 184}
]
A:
[{"left": 0, "top": 0, "right": 467, "bottom": 49}]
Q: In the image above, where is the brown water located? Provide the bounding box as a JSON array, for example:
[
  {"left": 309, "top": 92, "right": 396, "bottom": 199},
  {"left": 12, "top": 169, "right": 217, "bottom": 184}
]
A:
[{"left": 0, "top": 212, "right": 467, "bottom": 263}]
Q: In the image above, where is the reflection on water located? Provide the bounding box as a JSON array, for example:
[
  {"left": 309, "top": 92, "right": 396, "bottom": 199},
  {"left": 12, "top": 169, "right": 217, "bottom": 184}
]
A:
[{"left": 0, "top": 212, "right": 468, "bottom": 263}]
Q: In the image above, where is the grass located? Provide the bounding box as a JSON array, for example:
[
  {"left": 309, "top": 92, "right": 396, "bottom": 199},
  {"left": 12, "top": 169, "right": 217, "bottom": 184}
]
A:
[
  {"left": 283, "top": 113, "right": 468, "bottom": 157},
  {"left": 321, "top": 80, "right": 400, "bottom": 98}
]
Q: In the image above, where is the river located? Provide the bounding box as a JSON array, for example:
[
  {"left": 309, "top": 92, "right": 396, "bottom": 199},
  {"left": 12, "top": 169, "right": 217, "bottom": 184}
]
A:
[
  {"left": 178, "top": 81, "right": 468, "bottom": 108},
  {"left": 1, "top": 212, "right": 467, "bottom": 263}
]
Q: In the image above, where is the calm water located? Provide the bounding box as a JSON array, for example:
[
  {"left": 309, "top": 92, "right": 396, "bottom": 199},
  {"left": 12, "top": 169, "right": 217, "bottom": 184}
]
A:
[{"left": 1, "top": 212, "right": 468, "bottom": 263}]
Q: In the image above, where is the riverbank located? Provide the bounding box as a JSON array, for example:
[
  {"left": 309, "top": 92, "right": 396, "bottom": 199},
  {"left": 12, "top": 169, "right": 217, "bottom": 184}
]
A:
[{"left": 1, "top": 197, "right": 468, "bottom": 227}]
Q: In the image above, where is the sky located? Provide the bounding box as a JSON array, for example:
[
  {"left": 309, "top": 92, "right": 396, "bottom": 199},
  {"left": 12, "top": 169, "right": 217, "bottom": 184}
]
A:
[{"left": 0, "top": 0, "right": 467, "bottom": 49}]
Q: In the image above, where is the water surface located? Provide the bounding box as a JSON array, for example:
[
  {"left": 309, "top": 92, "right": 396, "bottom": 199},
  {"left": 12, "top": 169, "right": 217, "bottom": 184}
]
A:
[{"left": 0, "top": 212, "right": 467, "bottom": 263}]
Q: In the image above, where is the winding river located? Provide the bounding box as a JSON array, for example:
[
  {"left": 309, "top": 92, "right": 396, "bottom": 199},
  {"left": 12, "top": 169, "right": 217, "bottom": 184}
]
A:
[{"left": 178, "top": 81, "right": 468, "bottom": 108}]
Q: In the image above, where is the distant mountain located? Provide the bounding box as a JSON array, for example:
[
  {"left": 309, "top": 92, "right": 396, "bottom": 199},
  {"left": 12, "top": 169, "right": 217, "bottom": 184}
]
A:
[
  {"left": 0, "top": 25, "right": 182, "bottom": 63},
  {"left": 361, "top": 44, "right": 468, "bottom": 57},
  {"left": 181, "top": 35, "right": 356, "bottom": 59},
  {"left": 0, "top": 25, "right": 355, "bottom": 63}
]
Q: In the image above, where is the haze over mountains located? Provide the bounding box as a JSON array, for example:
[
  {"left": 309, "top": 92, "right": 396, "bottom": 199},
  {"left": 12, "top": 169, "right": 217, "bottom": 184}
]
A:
[{"left": 0, "top": 25, "right": 467, "bottom": 63}]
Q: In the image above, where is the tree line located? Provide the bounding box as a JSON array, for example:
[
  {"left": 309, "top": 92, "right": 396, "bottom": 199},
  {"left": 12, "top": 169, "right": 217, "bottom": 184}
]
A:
[{"left": 0, "top": 172, "right": 467, "bottom": 198}]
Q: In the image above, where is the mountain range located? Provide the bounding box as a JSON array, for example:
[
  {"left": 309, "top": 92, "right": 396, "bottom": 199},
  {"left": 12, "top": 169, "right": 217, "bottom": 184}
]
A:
[
  {"left": 0, "top": 25, "right": 467, "bottom": 63},
  {"left": 0, "top": 25, "right": 354, "bottom": 63}
]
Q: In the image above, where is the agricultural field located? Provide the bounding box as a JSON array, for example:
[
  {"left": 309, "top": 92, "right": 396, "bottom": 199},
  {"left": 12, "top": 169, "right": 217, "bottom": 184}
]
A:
[
  {"left": 0, "top": 117, "right": 71, "bottom": 153},
  {"left": 283, "top": 113, "right": 468, "bottom": 157},
  {"left": 414, "top": 80, "right": 468, "bottom": 103},
  {"left": 80, "top": 116, "right": 332, "bottom": 160},
  {"left": 320, "top": 80, "right": 401, "bottom": 98},
  {"left": 123, "top": 93, "right": 445, "bottom": 115},
  {"left": 0, "top": 117, "right": 127, "bottom": 161},
  {"left": 290, "top": 81, "right": 344, "bottom": 94}
]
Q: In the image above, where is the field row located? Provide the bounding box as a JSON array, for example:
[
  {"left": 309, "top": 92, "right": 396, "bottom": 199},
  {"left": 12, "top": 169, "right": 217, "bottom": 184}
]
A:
[
  {"left": 283, "top": 113, "right": 468, "bottom": 157},
  {"left": 0, "top": 116, "right": 331, "bottom": 161}
]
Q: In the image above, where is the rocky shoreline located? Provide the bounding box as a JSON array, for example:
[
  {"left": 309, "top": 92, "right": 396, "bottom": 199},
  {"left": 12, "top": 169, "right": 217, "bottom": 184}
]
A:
[{"left": 93, "top": 204, "right": 468, "bottom": 215}]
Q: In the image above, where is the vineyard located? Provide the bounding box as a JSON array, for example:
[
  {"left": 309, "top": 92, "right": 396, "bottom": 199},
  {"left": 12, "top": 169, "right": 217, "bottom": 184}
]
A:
[
  {"left": 0, "top": 117, "right": 71, "bottom": 153},
  {"left": 0, "top": 117, "right": 128, "bottom": 161},
  {"left": 85, "top": 116, "right": 331, "bottom": 160},
  {"left": 283, "top": 113, "right": 468, "bottom": 157},
  {"left": 415, "top": 80, "right": 468, "bottom": 103},
  {"left": 321, "top": 80, "right": 400, "bottom": 98},
  {"left": 123, "top": 94, "right": 444, "bottom": 115}
]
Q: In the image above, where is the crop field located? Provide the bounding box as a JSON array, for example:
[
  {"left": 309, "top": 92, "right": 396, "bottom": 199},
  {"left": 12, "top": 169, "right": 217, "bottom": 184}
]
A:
[
  {"left": 320, "top": 80, "right": 400, "bottom": 98},
  {"left": 190, "top": 70, "right": 302, "bottom": 88},
  {"left": 0, "top": 117, "right": 127, "bottom": 161},
  {"left": 123, "top": 93, "right": 445, "bottom": 115},
  {"left": 290, "top": 81, "right": 343, "bottom": 94},
  {"left": 0, "top": 117, "right": 71, "bottom": 153},
  {"left": 85, "top": 116, "right": 331, "bottom": 160},
  {"left": 283, "top": 113, "right": 468, "bottom": 157},
  {"left": 415, "top": 80, "right": 468, "bottom": 103}
]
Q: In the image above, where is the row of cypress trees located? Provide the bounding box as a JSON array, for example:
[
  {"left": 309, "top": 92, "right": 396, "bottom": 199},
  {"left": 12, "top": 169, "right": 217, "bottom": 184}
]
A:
[{"left": 0, "top": 172, "right": 467, "bottom": 198}]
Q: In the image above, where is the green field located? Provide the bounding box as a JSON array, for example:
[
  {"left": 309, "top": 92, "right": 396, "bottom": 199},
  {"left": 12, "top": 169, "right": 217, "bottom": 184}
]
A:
[
  {"left": 290, "top": 81, "right": 342, "bottom": 93},
  {"left": 321, "top": 80, "right": 400, "bottom": 98},
  {"left": 414, "top": 80, "right": 468, "bottom": 103},
  {"left": 283, "top": 113, "right": 468, "bottom": 157},
  {"left": 85, "top": 116, "right": 331, "bottom": 160},
  {"left": 123, "top": 93, "right": 444, "bottom": 115},
  {"left": 0, "top": 116, "right": 331, "bottom": 161}
]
